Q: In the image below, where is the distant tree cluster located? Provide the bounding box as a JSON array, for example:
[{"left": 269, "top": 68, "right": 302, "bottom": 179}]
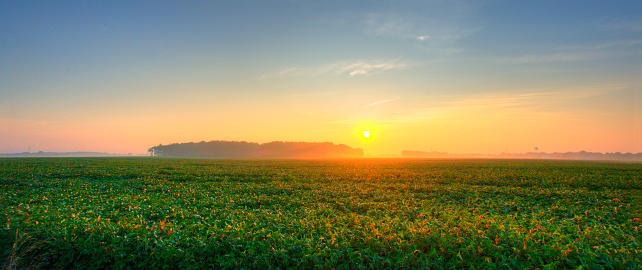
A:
[
  {"left": 148, "top": 141, "right": 260, "bottom": 158},
  {"left": 500, "top": 151, "right": 642, "bottom": 161},
  {"left": 402, "top": 150, "right": 642, "bottom": 161},
  {"left": 0, "top": 151, "right": 124, "bottom": 157},
  {"left": 148, "top": 140, "right": 364, "bottom": 159}
]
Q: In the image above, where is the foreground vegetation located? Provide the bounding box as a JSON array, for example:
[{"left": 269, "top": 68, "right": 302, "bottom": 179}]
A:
[{"left": 1, "top": 158, "right": 640, "bottom": 269}]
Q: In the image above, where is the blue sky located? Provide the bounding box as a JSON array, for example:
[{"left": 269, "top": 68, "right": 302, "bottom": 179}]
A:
[{"left": 1, "top": 0, "right": 640, "bottom": 155}]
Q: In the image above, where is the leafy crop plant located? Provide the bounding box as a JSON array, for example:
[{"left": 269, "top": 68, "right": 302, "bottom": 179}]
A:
[{"left": 1, "top": 158, "right": 640, "bottom": 269}]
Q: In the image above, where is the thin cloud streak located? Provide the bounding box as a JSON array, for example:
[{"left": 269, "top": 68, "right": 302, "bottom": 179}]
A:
[
  {"left": 290, "top": 92, "right": 339, "bottom": 98},
  {"left": 506, "top": 52, "right": 598, "bottom": 64},
  {"left": 555, "top": 40, "right": 642, "bottom": 51},
  {"left": 361, "top": 12, "right": 475, "bottom": 55},
  {"left": 260, "top": 67, "right": 301, "bottom": 79},
  {"left": 437, "top": 84, "right": 624, "bottom": 111},
  {"left": 362, "top": 5, "right": 479, "bottom": 42},
  {"left": 365, "top": 97, "right": 400, "bottom": 107},
  {"left": 364, "top": 13, "right": 417, "bottom": 40},
  {"left": 262, "top": 59, "right": 410, "bottom": 78},
  {"left": 603, "top": 20, "right": 642, "bottom": 32},
  {"left": 500, "top": 39, "right": 642, "bottom": 64},
  {"left": 323, "top": 60, "right": 409, "bottom": 77},
  {"left": 350, "top": 84, "right": 626, "bottom": 125}
]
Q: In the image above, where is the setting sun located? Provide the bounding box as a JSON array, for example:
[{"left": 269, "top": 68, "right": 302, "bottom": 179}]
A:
[{"left": 362, "top": 131, "right": 371, "bottom": 138}]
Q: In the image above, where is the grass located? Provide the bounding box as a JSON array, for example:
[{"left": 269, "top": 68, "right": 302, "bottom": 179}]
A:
[{"left": 1, "top": 157, "right": 641, "bottom": 269}]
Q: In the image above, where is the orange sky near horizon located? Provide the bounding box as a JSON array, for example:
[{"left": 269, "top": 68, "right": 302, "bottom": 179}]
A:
[{"left": 3, "top": 82, "right": 639, "bottom": 156}]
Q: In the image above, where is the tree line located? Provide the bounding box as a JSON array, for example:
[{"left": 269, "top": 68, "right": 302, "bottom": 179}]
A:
[{"left": 148, "top": 140, "right": 364, "bottom": 159}]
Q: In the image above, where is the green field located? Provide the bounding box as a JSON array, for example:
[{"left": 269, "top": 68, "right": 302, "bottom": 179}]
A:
[{"left": 1, "top": 158, "right": 641, "bottom": 269}]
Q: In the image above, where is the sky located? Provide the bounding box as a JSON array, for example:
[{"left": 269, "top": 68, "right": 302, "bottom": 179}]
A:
[{"left": 1, "top": 0, "right": 640, "bottom": 156}]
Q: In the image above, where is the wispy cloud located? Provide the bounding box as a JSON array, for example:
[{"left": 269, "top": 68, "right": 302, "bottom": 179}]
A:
[
  {"left": 501, "top": 39, "right": 642, "bottom": 64},
  {"left": 555, "top": 40, "right": 642, "bottom": 51},
  {"left": 357, "top": 0, "right": 482, "bottom": 49},
  {"left": 377, "top": 84, "right": 624, "bottom": 124},
  {"left": 603, "top": 20, "right": 642, "bottom": 32},
  {"left": 505, "top": 52, "right": 597, "bottom": 64},
  {"left": 364, "top": 13, "right": 418, "bottom": 40},
  {"left": 290, "top": 92, "right": 339, "bottom": 98},
  {"left": 361, "top": 13, "right": 478, "bottom": 52},
  {"left": 438, "top": 84, "right": 623, "bottom": 110},
  {"left": 365, "top": 97, "right": 400, "bottom": 107},
  {"left": 315, "top": 1, "right": 482, "bottom": 56},
  {"left": 321, "top": 60, "right": 409, "bottom": 77},
  {"left": 324, "top": 84, "right": 625, "bottom": 127},
  {"left": 262, "top": 59, "right": 410, "bottom": 78},
  {"left": 260, "top": 67, "right": 301, "bottom": 79}
]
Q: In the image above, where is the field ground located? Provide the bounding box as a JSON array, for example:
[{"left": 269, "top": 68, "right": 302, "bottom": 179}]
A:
[{"left": 1, "top": 158, "right": 641, "bottom": 269}]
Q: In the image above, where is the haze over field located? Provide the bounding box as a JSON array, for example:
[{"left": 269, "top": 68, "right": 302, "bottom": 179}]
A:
[{"left": 1, "top": 1, "right": 640, "bottom": 156}]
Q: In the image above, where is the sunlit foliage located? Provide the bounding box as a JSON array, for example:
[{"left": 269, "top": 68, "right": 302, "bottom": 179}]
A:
[{"left": 1, "top": 158, "right": 640, "bottom": 269}]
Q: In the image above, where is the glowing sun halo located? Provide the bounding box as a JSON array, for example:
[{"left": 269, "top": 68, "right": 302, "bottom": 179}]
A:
[{"left": 362, "top": 130, "right": 371, "bottom": 138}]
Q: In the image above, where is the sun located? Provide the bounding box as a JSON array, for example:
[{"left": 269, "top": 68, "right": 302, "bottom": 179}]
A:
[{"left": 353, "top": 119, "right": 383, "bottom": 143}]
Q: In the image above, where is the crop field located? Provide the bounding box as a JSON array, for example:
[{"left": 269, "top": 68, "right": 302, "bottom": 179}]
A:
[{"left": 1, "top": 158, "right": 641, "bottom": 269}]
